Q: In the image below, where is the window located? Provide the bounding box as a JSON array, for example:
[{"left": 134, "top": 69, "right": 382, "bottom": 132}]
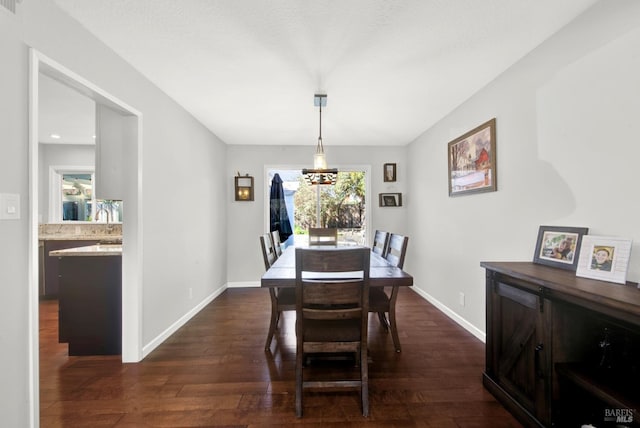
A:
[
  {"left": 61, "top": 173, "right": 92, "bottom": 221},
  {"left": 267, "top": 168, "right": 368, "bottom": 246},
  {"left": 49, "top": 167, "right": 123, "bottom": 223}
]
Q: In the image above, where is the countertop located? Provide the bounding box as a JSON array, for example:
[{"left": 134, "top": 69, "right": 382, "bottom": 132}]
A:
[
  {"left": 49, "top": 244, "right": 122, "bottom": 257},
  {"left": 40, "top": 234, "right": 122, "bottom": 243},
  {"left": 39, "top": 223, "right": 122, "bottom": 242}
]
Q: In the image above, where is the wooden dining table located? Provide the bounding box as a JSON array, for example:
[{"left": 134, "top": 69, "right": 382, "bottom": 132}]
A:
[{"left": 260, "top": 245, "right": 413, "bottom": 288}]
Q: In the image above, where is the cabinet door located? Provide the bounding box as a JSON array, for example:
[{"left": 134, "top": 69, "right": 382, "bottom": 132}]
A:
[
  {"left": 43, "top": 240, "right": 99, "bottom": 298},
  {"left": 490, "top": 281, "right": 551, "bottom": 424}
]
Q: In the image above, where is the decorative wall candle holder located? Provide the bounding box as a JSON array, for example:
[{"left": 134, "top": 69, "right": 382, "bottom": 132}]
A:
[{"left": 235, "top": 174, "right": 254, "bottom": 201}]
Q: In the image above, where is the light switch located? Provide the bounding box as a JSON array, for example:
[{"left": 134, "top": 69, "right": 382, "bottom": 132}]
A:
[{"left": 0, "top": 193, "right": 20, "bottom": 220}]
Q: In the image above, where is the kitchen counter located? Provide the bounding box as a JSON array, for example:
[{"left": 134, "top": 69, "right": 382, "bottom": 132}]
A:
[
  {"left": 39, "top": 225, "right": 122, "bottom": 298},
  {"left": 49, "top": 244, "right": 122, "bottom": 257},
  {"left": 57, "top": 246, "right": 122, "bottom": 355},
  {"left": 40, "top": 235, "right": 122, "bottom": 242},
  {"left": 39, "top": 223, "right": 122, "bottom": 242}
]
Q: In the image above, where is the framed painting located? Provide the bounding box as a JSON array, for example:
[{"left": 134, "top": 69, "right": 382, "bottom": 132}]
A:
[
  {"left": 576, "top": 235, "right": 633, "bottom": 284},
  {"left": 448, "top": 118, "right": 497, "bottom": 197},
  {"left": 379, "top": 193, "right": 402, "bottom": 207},
  {"left": 384, "top": 163, "right": 397, "bottom": 182},
  {"left": 533, "top": 225, "right": 588, "bottom": 271}
]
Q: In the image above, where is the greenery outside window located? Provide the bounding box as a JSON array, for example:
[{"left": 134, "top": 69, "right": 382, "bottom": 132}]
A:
[{"left": 267, "top": 169, "right": 366, "bottom": 246}]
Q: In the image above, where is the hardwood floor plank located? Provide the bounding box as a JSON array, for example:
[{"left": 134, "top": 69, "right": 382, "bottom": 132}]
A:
[{"left": 40, "top": 287, "right": 522, "bottom": 427}]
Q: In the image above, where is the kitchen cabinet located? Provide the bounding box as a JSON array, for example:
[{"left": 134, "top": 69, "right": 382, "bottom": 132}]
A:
[
  {"left": 42, "top": 239, "right": 99, "bottom": 298},
  {"left": 482, "top": 262, "right": 640, "bottom": 428},
  {"left": 56, "top": 248, "right": 122, "bottom": 355}
]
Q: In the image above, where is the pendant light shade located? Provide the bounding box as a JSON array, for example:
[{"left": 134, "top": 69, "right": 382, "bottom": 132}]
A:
[{"left": 303, "top": 94, "right": 337, "bottom": 185}]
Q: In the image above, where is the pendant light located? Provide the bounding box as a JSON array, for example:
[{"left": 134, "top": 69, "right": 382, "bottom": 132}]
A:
[{"left": 302, "top": 94, "right": 337, "bottom": 185}]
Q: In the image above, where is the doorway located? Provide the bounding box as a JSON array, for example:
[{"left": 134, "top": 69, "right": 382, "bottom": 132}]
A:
[{"left": 28, "top": 49, "right": 143, "bottom": 424}]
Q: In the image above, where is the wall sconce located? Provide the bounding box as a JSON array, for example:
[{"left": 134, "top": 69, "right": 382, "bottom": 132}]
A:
[{"left": 235, "top": 173, "right": 254, "bottom": 201}]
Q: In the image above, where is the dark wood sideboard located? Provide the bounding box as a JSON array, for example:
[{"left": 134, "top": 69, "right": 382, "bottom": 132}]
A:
[{"left": 481, "top": 262, "right": 640, "bottom": 428}]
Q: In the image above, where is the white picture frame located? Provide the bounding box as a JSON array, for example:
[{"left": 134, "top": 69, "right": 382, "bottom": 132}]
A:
[{"left": 576, "top": 235, "right": 633, "bottom": 284}]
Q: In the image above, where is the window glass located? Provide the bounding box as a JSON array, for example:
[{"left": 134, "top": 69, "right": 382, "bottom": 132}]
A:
[
  {"left": 267, "top": 169, "right": 366, "bottom": 246},
  {"left": 59, "top": 172, "right": 123, "bottom": 222},
  {"left": 61, "top": 173, "right": 93, "bottom": 221}
]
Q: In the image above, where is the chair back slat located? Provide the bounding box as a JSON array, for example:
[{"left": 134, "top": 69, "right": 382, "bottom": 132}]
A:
[
  {"left": 271, "top": 230, "right": 283, "bottom": 257},
  {"left": 302, "top": 280, "right": 363, "bottom": 306},
  {"left": 385, "top": 234, "right": 409, "bottom": 268},
  {"left": 259, "top": 233, "right": 278, "bottom": 270},
  {"left": 308, "top": 227, "right": 338, "bottom": 246},
  {"left": 372, "top": 230, "right": 389, "bottom": 256}
]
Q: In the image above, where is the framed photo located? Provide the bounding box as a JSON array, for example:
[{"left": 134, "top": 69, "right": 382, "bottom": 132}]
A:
[
  {"left": 379, "top": 193, "right": 402, "bottom": 207},
  {"left": 384, "top": 163, "right": 397, "bottom": 182},
  {"left": 576, "top": 236, "right": 633, "bottom": 284},
  {"left": 448, "top": 118, "right": 497, "bottom": 197},
  {"left": 533, "top": 226, "right": 588, "bottom": 271}
]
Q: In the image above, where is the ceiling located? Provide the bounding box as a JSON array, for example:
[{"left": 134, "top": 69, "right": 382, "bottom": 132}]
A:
[{"left": 46, "top": 0, "right": 598, "bottom": 147}]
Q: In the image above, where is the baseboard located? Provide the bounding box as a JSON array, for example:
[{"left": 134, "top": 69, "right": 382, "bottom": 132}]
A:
[
  {"left": 410, "top": 286, "right": 486, "bottom": 343},
  {"left": 227, "top": 281, "right": 260, "bottom": 288},
  {"left": 142, "top": 284, "right": 227, "bottom": 358}
]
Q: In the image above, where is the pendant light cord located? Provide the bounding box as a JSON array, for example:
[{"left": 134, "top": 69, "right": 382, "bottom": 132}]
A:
[{"left": 317, "top": 101, "right": 323, "bottom": 153}]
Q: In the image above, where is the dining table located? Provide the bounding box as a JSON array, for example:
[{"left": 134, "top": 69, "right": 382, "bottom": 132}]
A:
[
  {"left": 260, "top": 245, "right": 413, "bottom": 288},
  {"left": 261, "top": 245, "right": 413, "bottom": 353}
]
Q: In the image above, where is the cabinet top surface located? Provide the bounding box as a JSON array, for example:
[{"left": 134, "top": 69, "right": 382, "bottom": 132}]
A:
[
  {"left": 481, "top": 261, "right": 640, "bottom": 319},
  {"left": 50, "top": 244, "right": 122, "bottom": 257}
]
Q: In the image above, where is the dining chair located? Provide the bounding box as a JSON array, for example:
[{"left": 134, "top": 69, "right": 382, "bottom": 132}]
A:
[
  {"left": 308, "top": 227, "right": 338, "bottom": 246},
  {"left": 260, "top": 233, "right": 295, "bottom": 350},
  {"left": 271, "top": 230, "right": 283, "bottom": 257},
  {"left": 372, "top": 230, "right": 389, "bottom": 256},
  {"left": 295, "top": 247, "right": 370, "bottom": 417},
  {"left": 369, "top": 233, "right": 408, "bottom": 352}
]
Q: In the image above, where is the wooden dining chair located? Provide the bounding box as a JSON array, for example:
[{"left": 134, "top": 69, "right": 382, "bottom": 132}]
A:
[
  {"left": 369, "top": 233, "right": 408, "bottom": 352},
  {"left": 372, "top": 230, "right": 389, "bottom": 256},
  {"left": 295, "top": 247, "right": 370, "bottom": 417},
  {"left": 271, "top": 230, "right": 283, "bottom": 257},
  {"left": 308, "top": 227, "right": 338, "bottom": 246},
  {"left": 260, "top": 233, "right": 295, "bottom": 350}
]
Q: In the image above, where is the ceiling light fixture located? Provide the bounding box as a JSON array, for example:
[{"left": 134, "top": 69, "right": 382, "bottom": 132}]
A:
[{"left": 302, "top": 94, "right": 337, "bottom": 185}]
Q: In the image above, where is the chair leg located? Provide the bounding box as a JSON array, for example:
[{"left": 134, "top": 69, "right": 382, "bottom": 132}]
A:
[
  {"left": 360, "top": 346, "right": 369, "bottom": 417},
  {"left": 265, "top": 289, "right": 278, "bottom": 351},
  {"left": 295, "top": 346, "right": 304, "bottom": 417}
]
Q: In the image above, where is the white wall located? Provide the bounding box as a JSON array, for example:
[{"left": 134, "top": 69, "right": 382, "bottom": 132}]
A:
[
  {"left": 226, "top": 144, "right": 408, "bottom": 284},
  {"left": 406, "top": 0, "right": 640, "bottom": 337},
  {"left": 1, "top": 0, "right": 227, "bottom": 425}
]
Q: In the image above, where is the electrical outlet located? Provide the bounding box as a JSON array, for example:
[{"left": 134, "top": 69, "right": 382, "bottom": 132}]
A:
[{"left": 459, "top": 292, "right": 465, "bottom": 307}]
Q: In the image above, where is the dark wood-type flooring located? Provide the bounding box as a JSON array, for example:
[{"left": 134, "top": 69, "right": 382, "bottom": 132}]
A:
[{"left": 40, "top": 287, "right": 522, "bottom": 427}]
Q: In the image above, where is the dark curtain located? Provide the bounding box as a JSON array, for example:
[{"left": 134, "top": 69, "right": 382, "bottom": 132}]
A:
[{"left": 269, "top": 173, "right": 293, "bottom": 242}]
